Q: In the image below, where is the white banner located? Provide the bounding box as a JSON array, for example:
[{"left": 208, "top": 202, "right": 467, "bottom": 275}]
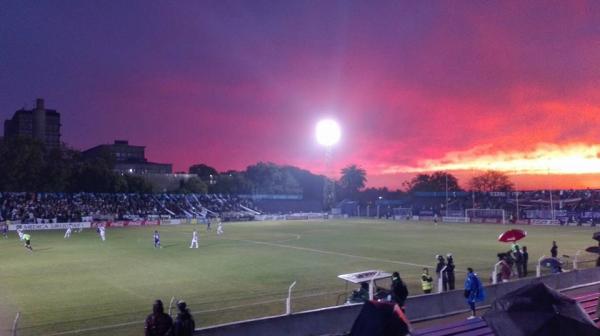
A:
[
  {"left": 9, "top": 222, "right": 91, "bottom": 231},
  {"left": 530, "top": 219, "right": 561, "bottom": 226},
  {"left": 161, "top": 219, "right": 182, "bottom": 225},
  {"left": 442, "top": 216, "right": 469, "bottom": 223}
]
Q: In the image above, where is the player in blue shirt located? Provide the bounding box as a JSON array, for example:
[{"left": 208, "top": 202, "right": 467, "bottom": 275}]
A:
[{"left": 153, "top": 230, "right": 161, "bottom": 248}]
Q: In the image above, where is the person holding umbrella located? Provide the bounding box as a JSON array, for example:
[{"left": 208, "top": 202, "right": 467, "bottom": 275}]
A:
[
  {"left": 464, "top": 267, "right": 485, "bottom": 319},
  {"left": 513, "top": 246, "right": 524, "bottom": 278}
]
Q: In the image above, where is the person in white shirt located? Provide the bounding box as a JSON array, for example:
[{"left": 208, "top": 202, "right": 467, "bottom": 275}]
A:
[
  {"left": 17, "top": 228, "right": 24, "bottom": 241},
  {"left": 64, "top": 225, "right": 72, "bottom": 239},
  {"left": 190, "top": 230, "right": 199, "bottom": 248},
  {"left": 99, "top": 226, "right": 106, "bottom": 241}
]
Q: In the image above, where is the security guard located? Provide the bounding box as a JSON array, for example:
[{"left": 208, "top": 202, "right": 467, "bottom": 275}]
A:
[{"left": 421, "top": 268, "right": 433, "bottom": 294}]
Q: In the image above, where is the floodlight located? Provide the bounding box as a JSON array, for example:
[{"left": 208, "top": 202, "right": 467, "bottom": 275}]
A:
[{"left": 315, "top": 119, "right": 341, "bottom": 147}]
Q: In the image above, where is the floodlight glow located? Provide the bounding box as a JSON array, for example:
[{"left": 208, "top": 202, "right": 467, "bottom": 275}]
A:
[{"left": 315, "top": 119, "right": 341, "bottom": 147}]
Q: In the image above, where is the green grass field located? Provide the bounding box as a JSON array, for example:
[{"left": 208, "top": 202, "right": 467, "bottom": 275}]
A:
[{"left": 0, "top": 219, "right": 597, "bottom": 335}]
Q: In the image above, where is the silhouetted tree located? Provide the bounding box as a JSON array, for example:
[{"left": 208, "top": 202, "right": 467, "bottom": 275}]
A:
[
  {"left": 189, "top": 164, "right": 218, "bottom": 181},
  {"left": 469, "top": 171, "right": 514, "bottom": 192},
  {"left": 174, "top": 177, "right": 208, "bottom": 194},
  {"left": 339, "top": 165, "right": 367, "bottom": 199},
  {"left": 0, "top": 137, "right": 46, "bottom": 191},
  {"left": 404, "top": 172, "right": 462, "bottom": 193}
]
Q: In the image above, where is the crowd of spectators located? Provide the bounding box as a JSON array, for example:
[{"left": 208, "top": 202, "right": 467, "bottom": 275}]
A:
[{"left": 0, "top": 192, "right": 257, "bottom": 223}]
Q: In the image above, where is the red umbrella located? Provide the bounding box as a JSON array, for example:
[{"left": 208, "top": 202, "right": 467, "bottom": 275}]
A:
[{"left": 498, "top": 229, "right": 527, "bottom": 243}]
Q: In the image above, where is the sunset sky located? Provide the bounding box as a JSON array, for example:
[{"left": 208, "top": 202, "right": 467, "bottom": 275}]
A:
[{"left": 2, "top": 1, "right": 600, "bottom": 190}]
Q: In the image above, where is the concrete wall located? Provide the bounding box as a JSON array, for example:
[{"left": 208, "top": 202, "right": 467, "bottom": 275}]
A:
[{"left": 194, "top": 267, "right": 600, "bottom": 336}]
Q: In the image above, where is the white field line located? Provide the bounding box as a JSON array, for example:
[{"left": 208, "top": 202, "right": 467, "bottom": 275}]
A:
[
  {"left": 230, "top": 237, "right": 433, "bottom": 269},
  {"left": 45, "top": 289, "right": 345, "bottom": 336},
  {"left": 271, "top": 234, "right": 301, "bottom": 243}
]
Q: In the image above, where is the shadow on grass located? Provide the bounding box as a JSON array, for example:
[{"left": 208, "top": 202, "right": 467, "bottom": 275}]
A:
[{"left": 34, "top": 247, "right": 52, "bottom": 252}]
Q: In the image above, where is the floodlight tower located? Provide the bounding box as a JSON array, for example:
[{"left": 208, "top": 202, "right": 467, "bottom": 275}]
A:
[{"left": 315, "top": 119, "right": 341, "bottom": 211}]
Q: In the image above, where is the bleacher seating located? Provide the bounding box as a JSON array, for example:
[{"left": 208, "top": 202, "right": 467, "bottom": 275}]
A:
[
  {"left": 413, "top": 318, "right": 493, "bottom": 336},
  {"left": 571, "top": 292, "right": 600, "bottom": 327},
  {"left": 413, "top": 291, "right": 599, "bottom": 335},
  {"left": 0, "top": 192, "right": 257, "bottom": 222}
]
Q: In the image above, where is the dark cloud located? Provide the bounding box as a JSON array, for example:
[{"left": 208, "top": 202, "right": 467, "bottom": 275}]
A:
[{"left": 2, "top": 1, "right": 600, "bottom": 188}]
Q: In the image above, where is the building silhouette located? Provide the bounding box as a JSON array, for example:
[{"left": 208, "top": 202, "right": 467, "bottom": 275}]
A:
[
  {"left": 83, "top": 140, "right": 172, "bottom": 174},
  {"left": 3, "top": 98, "right": 61, "bottom": 149}
]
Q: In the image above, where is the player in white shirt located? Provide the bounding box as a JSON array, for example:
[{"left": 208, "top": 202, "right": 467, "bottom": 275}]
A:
[
  {"left": 190, "top": 230, "right": 199, "bottom": 248},
  {"left": 17, "top": 228, "right": 24, "bottom": 241},
  {"left": 64, "top": 225, "right": 72, "bottom": 239},
  {"left": 99, "top": 226, "right": 106, "bottom": 241},
  {"left": 216, "top": 221, "right": 224, "bottom": 235}
]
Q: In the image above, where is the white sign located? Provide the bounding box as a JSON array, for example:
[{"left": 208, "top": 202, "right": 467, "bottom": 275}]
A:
[{"left": 9, "top": 222, "right": 91, "bottom": 231}]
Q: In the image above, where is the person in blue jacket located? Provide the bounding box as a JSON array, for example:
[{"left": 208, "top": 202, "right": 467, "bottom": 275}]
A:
[{"left": 464, "top": 267, "right": 485, "bottom": 319}]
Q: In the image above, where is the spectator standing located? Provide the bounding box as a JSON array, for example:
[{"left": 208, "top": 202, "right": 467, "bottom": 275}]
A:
[
  {"left": 446, "top": 254, "right": 456, "bottom": 290},
  {"left": 144, "top": 300, "right": 173, "bottom": 336},
  {"left": 513, "top": 246, "right": 524, "bottom": 278},
  {"left": 497, "top": 254, "right": 511, "bottom": 282},
  {"left": 522, "top": 246, "right": 529, "bottom": 276},
  {"left": 421, "top": 268, "right": 433, "bottom": 294},
  {"left": 171, "top": 300, "right": 195, "bottom": 336},
  {"left": 504, "top": 250, "right": 515, "bottom": 276},
  {"left": 390, "top": 271, "right": 409, "bottom": 310},
  {"left": 551, "top": 241, "right": 558, "bottom": 258},
  {"left": 464, "top": 267, "right": 485, "bottom": 319},
  {"left": 435, "top": 255, "right": 447, "bottom": 291}
]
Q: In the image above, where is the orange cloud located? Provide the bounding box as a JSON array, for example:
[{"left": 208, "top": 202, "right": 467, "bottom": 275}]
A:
[{"left": 382, "top": 143, "right": 600, "bottom": 175}]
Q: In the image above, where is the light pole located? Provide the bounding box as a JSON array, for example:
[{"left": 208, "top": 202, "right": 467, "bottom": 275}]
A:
[
  {"left": 316, "top": 119, "right": 341, "bottom": 211},
  {"left": 445, "top": 172, "right": 449, "bottom": 217}
]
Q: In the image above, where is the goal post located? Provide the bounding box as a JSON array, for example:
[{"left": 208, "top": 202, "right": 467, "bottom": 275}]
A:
[
  {"left": 465, "top": 208, "right": 506, "bottom": 224},
  {"left": 393, "top": 207, "right": 413, "bottom": 220}
]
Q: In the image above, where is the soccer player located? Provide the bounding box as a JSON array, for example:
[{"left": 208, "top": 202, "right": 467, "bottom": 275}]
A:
[
  {"left": 1, "top": 224, "right": 7, "bottom": 239},
  {"left": 64, "top": 224, "right": 72, "bottom": 239},
  {"left": 190, "top": 230, "right": 198, "bottom": 248},
  {"left": 23, "top": 233, "right": 32, "bottom": 251},
  {"left": 99, "top": 226, "right": 106, "bottom": 241},
  {"left": 17, "top": 228, "right": 24, "bottom": 241},
  {"left": 216, "top": 221, "right": 224, "bottom": 235},
  {"left": 154, "top": 230, "right": 161, "bottom": 248}
]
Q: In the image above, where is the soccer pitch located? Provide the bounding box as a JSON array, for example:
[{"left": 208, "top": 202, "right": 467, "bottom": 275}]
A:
[{"left": 0, "top": 219, "right": 597, "bottom": 335}]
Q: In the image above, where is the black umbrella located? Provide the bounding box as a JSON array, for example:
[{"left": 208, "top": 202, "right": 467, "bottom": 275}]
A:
[
  {"left": 539, "top": 257, "right": 562, "bottom": 269},
  {"left": 483, "top": 283, "right": 598, "bottom": 336},
  {"left": 349, "top": 300, "right": 410, "bottom": 336},
  {"left": 593, "top": 231, "right": 600, "bottom": 242},
  {"left": 585, "top": 246, "right": 600, "bottom": 254}
]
